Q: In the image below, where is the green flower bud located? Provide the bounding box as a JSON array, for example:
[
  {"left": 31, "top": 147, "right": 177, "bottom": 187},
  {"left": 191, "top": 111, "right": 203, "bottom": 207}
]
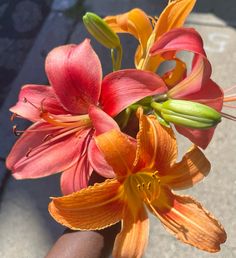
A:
[
  {"left": 151, "top": 99, "right": 221, "bottom": 129},
  {"left": 83, "top": 12, "right": 120, "bottom": 49}
]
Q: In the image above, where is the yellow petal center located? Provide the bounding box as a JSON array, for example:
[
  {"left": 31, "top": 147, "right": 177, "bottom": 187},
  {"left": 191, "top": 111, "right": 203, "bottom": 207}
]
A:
[{"left": 123, "top": 171, "right": 160, "bottom": 213}]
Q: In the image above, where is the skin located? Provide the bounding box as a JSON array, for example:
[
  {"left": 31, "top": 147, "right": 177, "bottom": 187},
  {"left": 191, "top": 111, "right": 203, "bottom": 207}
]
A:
[{"left": 45, "top": 225, "right": 120, "bottom": 258}]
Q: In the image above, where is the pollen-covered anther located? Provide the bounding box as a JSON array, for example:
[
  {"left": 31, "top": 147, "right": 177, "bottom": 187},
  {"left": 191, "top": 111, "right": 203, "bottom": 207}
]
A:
[
  {"left": 147, "top": 181, "right": 151, "bottom": 190},
  {"left": 152, "top": 171, "right": 159, "bottom": 178}
]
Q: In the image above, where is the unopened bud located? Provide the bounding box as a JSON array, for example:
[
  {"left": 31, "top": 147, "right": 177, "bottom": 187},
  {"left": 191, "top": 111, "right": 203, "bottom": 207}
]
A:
[
  {"left": 83, "top": 12, "right": 120, "bottom": 49},
  {"left": 151, "top": 99, "right": 221, "bottom": 129}
]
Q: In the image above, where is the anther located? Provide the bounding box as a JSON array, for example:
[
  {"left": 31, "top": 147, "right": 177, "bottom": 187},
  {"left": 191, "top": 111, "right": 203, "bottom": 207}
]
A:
[
  {"left": 147, "top": 182, "right": 151, "bottom": 190},
  {"left": 13, "top": 125, "right": 22, "bottom": 136},
  {"left": 137, "top": 184, "right": 141, "bottom": 190}
]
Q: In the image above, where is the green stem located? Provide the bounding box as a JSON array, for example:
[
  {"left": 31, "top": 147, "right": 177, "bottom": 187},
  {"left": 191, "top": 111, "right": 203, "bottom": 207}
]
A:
[
  {"left": 150, "top": 102, "right": 163, "bottom": 112},
  {"left": 111, "top": 44, "right": 123, "bottom": 71}
]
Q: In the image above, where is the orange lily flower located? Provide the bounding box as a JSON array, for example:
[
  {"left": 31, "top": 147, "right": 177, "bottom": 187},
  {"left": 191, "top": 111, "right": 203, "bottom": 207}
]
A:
[
  {"left": 104, "top": 0, "right": 196, "bottom": 71},
  {"left": 49, "top": 109, "right": 226, "bottom": 258}
]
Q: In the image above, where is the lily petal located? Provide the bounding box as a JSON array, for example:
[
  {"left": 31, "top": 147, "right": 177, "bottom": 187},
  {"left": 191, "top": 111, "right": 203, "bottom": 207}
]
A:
[
  {"left": 101, "top": 69, "right": 167, "bottom": 117},
  {"left": 149, "top": 187, "right": 227, "bottom": 252},
  {"left": 175, "top": 126, "right": 215, "bottom": 149},
  {"left": 49, "top": 179, "right": 123, "bottom": 230},
  {"left": 134, "top": 111, "right": 177, "bottom": 172},
  {"left": 162, "top": 145, "right": 210, "bottom": 189},
  {"left": 88, "top": 139, "right": 115, "bottom": 178},
  {"left": 87, "top": 105, "right": 118, "bottom": 178},
  {"left": 60, "top": 153, "right": 93, "bottom": 195},
  {"left": 6, "top": 122, "right": 90, "bottom": 179},
  {"left": 10, "top": 84, "right": 67, "bottom": 122},
  {"left": 154, "top": 0, "right": 196, "bottom": 39},
  {"left": 151, "top": 28, "right": 212, "bottom": 98},
  {"left": 45, "top": 39, "right": 102, "bottom": 114},
  {"left": 113, "top": 206, "right": 149, "bottom": 258},
  {"left": 181, "top": 79, "right": 224, "bottom": 111},
  {"left": 88, "top": 105, "right": 120, "bottom": 135},
  {"left": 95, "top": 129, "right": 136, "bottom": 177},
  {"left": 105, "top": 8, "right": 152, "bottom": 55},
  {"left": 162, "top": 58, "right": 187, "bottom": 88}
]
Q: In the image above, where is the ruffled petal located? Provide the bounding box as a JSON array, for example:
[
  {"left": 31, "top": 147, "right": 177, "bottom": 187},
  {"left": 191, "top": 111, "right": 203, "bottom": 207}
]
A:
[
  {"left": 149, "top": 187, "right": 226, "bottom": 252},
  {"left": 134, "top": 110, "right": 177, "bottom": 173},
  {"left": 6, "top": 122, "right": 90, "bottom": 179},
  {"left": 113, "top": 206, "right": 149, "bottom": 258},
  {"left": 101, "top": 69, "right": 167, "bottom": 116},
  {"left": 154, "top": 0, "right": 196, "bottom": 39},
  {"left": 10, "top": 84, "right": 67, "bottom": 122},
  {"left": 60, "top": 153, "right": 93, "bottom": 195},
  {"left": 49, "top": 179, "right": 124, "bottom": 230},
  {"left": 45, "top": 39, "right": 102, "bottom": 114},
  {"left": 95, "top": 130, "right": 136, "bottom": 177},
  {"left": 161, "top": 145, "right": 210, "bottom": 189}
]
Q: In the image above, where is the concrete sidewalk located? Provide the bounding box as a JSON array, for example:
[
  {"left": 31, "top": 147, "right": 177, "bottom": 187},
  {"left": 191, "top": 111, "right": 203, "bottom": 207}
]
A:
[{"left": 0, "top": 0, "right": 236, "bottom": 257}]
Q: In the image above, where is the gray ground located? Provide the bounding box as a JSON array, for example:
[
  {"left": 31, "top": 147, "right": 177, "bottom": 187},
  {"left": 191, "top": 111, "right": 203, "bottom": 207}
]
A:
[{"left": 0, "top": 0, "right": 236, "bottom": 257}]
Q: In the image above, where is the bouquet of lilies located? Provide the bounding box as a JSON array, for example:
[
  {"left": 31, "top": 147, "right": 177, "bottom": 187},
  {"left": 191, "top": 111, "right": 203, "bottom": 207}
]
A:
[{"left": 6, "top": 0, "right": 236, "bottom": 257}]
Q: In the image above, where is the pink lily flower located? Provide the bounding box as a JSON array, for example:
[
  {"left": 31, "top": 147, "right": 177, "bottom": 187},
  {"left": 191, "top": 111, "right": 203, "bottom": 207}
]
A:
[
  {"left": 6, "top": 39, "right": 167, "bottom": 194},
  {"left": 150, "top": 28, "right": 224, "bottom": 148}
]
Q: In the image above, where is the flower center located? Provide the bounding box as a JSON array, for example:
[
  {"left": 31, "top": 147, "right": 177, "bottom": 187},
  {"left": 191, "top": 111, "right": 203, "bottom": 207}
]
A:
[{"left": 124, "top": 171, "right": 161, "bottom": 208}]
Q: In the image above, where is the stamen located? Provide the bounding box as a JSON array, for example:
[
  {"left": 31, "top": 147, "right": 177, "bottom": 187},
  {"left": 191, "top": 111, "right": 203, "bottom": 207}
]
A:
[
  {"left": 221, "top": 112, "right": 236, "bottom": 121},
  {"left": 11, "top": 113, "right": 17, "bottom": 122},
  {"left": 223, "top": 94, "right": 236, "bottom": 103},
  {"left": 23, "top": 97, "right": 40, "bottom": 110},
  {"left": 224, "top": 85, "right": 236, "bottom": 93},
  {"left": 223, "top": 104, "right": 236, "bottom": 109},
  {"left": 40, "top": 112, "right": 91, "bottom": 128}
]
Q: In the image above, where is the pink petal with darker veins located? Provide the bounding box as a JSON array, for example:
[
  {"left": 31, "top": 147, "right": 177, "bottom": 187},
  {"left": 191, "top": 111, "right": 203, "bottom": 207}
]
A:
[
  {"left": 6, "top": 122, "right": 90, "bottom": 179},
  {"left": 60, "top": 153, "right": 93, "bottom": 195},
  {"left": 45, "top": 39, "right": 102, "bottom": 114},
  {"left": 101, "top": 69, "right": 167, "bottom": 117},
  {"left": 10, "top": 84, "right": 67, "bottom": 122}
]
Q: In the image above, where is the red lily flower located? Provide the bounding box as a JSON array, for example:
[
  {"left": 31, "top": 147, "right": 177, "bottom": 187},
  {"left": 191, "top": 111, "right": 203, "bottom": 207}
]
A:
[
  {"left": 6, "top": 39, "right": 167, "bottom": 194},
  {"left": 150, "top": 28, "right": 224, "bottom": 148}
]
